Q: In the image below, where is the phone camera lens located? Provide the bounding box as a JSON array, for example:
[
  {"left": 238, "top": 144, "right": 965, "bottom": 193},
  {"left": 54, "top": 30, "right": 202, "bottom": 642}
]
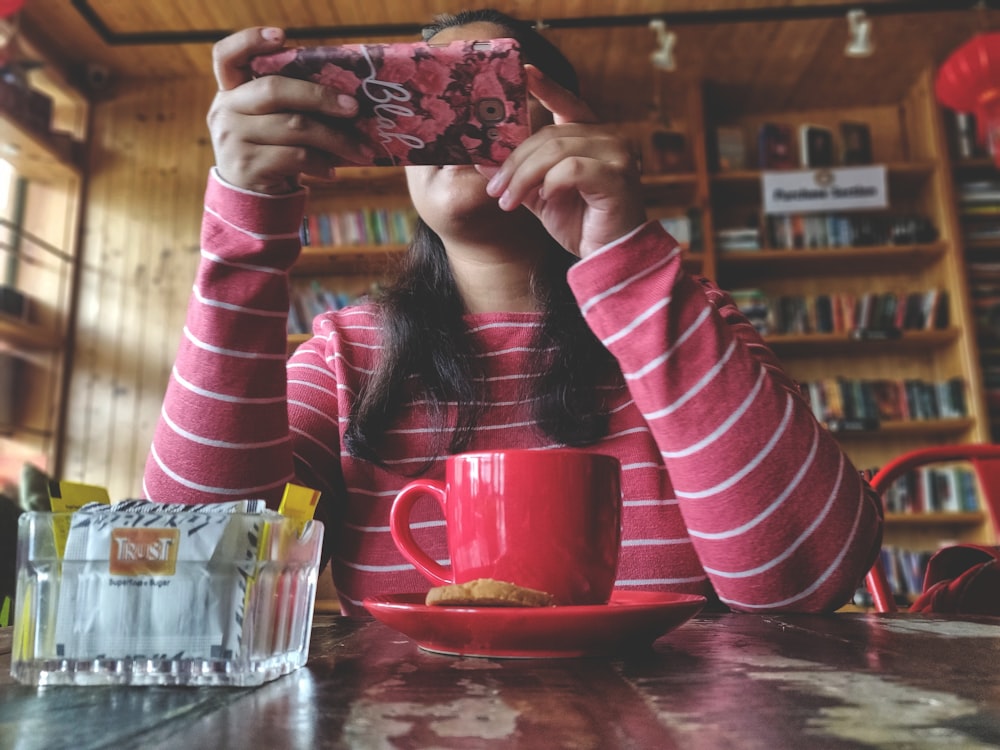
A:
[{"left": 476, "top": 98, "right": 504, "bottom": 124}]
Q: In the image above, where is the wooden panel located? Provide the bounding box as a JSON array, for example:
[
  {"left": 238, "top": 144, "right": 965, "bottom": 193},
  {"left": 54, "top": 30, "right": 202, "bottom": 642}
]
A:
[
  {"left": 21, "top": 2, "right": 1000, "bottom": 120},
  {"left": 62, "top": 78, "right": 215, "bottom": 500}
]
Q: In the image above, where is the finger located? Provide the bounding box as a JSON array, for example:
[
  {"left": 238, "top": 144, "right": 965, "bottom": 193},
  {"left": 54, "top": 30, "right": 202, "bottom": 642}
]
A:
[
  {"left": 230, "top": 110, "right": 375, "bottom": 164},
  {"left": 213, "top": 27, "right": 286, "bottom": 92},
  {"left": 491, "top": 133, "right": 627, "bottom": 209},
  {"left": 526, "top": 157, "right": 647, "bottom": 240},
  {"left": 485, "top": 123, "right": 615, "bottom": 198},
  {"left": 225, "top": 75, "right": 359, "bottom": 120},
  {"left": 525, "top": 64, "right": 598, "bottom": 125}
]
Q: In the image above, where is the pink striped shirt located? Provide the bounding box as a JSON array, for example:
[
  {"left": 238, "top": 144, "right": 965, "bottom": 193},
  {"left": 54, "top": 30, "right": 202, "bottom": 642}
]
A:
[{"left": 145, "top": 170, "right": 883, "bottom": 615}]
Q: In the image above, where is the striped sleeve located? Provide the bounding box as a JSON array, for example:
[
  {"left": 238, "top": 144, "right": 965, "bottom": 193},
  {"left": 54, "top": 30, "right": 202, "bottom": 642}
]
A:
[
  {"left": 567, "top": 221, "right": 883, "bottom": 613},
  {"left": 143, "top": 170, "right": 306, "bottom": 507}
]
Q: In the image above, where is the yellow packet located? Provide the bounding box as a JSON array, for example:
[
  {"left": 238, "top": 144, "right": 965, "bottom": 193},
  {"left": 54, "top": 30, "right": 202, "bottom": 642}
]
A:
[
  {"left": 48, "top": 480, "right": 111, "bottom": 558},
  {"left": 278, "top": 484, "right": 321, "bottom": 530}
]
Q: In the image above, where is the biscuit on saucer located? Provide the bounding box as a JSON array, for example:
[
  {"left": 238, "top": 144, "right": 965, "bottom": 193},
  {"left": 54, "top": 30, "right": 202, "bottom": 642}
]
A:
[{"left": 425, "top": 578, "right": 555, "bottom": 607}]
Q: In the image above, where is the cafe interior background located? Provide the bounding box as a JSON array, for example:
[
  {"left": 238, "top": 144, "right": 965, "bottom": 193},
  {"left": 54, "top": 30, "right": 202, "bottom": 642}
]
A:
[{"left": 3, "top": 0, "right": 1000, "bottom": 609}]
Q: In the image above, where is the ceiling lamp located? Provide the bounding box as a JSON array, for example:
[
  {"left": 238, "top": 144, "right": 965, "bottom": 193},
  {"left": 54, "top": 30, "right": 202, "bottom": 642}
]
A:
[
  {"left": 936, "top": 32, "right": 1000, "bottom": 165},
  {"left": 649, "top": 19, "right": 677, "bottom": 72},
  {"left": 845, "top": 9, "right": 875, "bottom": 58}
]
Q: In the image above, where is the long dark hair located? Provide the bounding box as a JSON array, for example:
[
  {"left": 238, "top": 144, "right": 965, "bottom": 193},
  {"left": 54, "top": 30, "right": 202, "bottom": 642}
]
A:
[{"left": 343, "top": 9, "right": 618, "bottom": 469}]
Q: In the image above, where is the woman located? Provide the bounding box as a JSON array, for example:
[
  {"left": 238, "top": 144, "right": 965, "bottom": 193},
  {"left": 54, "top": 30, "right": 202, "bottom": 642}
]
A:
[{"left": 145, "top": 9, "right": 882, "bottom": 615}]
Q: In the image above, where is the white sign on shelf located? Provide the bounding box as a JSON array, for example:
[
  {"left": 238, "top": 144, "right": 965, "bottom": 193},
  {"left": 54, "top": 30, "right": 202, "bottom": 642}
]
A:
[{"left": 761, "top": 165, "right": 888, "bottom": 215}]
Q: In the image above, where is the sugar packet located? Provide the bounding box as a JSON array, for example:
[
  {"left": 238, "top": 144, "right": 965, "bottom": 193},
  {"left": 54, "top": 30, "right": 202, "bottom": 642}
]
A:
[{"left": 54, "top": 498, "right": 274, "bottom": 661}]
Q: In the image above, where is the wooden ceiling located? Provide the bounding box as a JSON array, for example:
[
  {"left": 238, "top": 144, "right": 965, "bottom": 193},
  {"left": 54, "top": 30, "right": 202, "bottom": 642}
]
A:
[{"left": 18, "top": 0, "right": 1000, "bottom": 118}]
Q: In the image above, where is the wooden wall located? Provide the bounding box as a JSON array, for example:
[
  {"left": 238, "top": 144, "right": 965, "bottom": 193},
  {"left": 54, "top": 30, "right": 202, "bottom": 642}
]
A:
[{"left": 62, "top": 78, "right": 216, "bottom": 499}]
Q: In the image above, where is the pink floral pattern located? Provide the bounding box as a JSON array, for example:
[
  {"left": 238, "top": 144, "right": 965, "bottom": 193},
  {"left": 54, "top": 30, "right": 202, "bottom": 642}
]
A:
[{"left": 250, "top": 38, "right": 530, "bottom": 166}]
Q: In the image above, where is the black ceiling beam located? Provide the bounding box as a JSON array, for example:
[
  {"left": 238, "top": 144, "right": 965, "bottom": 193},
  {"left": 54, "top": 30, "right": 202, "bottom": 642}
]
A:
[{"left": 71, "top": 0, "right": 1000, "bottom": 46}]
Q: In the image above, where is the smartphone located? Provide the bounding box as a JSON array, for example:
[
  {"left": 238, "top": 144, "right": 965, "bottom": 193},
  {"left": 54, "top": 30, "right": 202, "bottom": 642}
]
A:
[{"left": 250, "top": 37, "right": 530, "bottom": 167}]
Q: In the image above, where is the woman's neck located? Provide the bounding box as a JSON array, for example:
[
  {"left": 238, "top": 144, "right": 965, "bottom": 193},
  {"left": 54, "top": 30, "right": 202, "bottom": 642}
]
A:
[{"left": 446, "top": 240, "right": 541, "bottom": 313}]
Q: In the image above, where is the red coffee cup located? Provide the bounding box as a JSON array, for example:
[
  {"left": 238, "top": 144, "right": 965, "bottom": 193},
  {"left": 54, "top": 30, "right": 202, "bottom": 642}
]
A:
[{"left": 389, "top": 449, "right": 622, "bottom": 606}]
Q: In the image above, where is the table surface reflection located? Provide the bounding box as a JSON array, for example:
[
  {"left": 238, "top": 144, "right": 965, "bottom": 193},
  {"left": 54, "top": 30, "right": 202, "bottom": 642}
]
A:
[{"left": 2, "top": 612, "right": 1000, "bottom": 749}]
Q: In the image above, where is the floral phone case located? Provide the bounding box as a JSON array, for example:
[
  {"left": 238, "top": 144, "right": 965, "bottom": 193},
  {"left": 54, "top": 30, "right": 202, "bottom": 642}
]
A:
[{"left": 250, "top": 38, "right": 530, "bottom": 167}]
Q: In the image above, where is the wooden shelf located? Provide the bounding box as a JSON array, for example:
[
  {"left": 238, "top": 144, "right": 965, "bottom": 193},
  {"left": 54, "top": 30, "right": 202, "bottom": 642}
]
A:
[
  {"left": 287, "top": 333, "right": 309, "bottom": 354},
  {"left": 964, "top": 238, "right": 1000, "bottom": 252},
  {"left": 885, "top": 512, "right": 986, "bottom": 526},
  {"left": 710, "top": 162, "right": 936, "bottom": 187},
  {"left": 641, "top": 172, "right": 698, "bottom": 187},
  {"left": 766, "top": 328, "right": 959, "bottom": 356},
  {"left": 0, "top": 313, "right": 61, "bottom": 350},
  {"left": 293, "top": 244, "right": 407, "bottom": 276},
  {"left": 0, "top": 112, "right": 80, "bottom": 184},
  {"left": 718, "top": 242, "right": 947, "bottom": 277},
  {"left": 827, "top": 417, "right": 975, "bottom": 439},
  {"left": 303, "top": 167, "right": 407, "bottom": 195},
  {"left": 952, "top": 157, "right": 996, "bottom": 173}
]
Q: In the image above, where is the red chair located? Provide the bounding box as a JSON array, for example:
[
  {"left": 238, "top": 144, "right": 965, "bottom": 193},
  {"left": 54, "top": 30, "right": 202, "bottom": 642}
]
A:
[{"left": 865, "top": 444, "right": 1000, "bottom": 613}]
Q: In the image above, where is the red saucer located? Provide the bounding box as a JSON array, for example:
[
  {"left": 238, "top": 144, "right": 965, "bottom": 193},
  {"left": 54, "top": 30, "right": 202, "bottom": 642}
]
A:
[{"left": 363, "top": 590, "right": 706, "bottom": 658}]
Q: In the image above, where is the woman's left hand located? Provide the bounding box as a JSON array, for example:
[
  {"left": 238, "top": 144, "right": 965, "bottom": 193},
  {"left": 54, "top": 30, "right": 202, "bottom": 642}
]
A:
[{"left": 482, "top": 65, "right": 648, "bottom": 258}]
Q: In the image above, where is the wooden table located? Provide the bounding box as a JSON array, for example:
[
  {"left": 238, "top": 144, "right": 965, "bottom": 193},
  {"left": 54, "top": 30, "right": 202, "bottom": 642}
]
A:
[{"left": 2, "top": 612, "right": 1000, "bottom": 749}]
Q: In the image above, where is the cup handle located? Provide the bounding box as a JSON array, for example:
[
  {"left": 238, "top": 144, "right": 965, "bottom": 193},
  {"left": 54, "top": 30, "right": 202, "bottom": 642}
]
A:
[{"left": 389, "top": 480, "right": 452, "bottom": 586}]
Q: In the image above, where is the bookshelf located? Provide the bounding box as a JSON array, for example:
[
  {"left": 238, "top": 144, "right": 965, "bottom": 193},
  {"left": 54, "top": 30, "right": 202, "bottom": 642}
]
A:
[
  {"left": 288, "top": 170, "right": 414, "bottom": 339},
  {"left": 702, "top": 69, "right": 995, "bottom": 590},
  {"left": 0, "top": 56, "right": 87, "bottom": 484},
  {"left": 946, "top": 150, "right": 1000, "bottom": 446}
]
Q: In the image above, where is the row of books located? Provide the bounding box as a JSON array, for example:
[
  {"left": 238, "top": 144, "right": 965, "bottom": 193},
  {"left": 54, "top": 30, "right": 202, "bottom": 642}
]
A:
[
  {"left": 714, "top": 121, "right": 874, "bottom": 171},
  {"left": 955, "top": 179, "right": 1000, "bottom": 241},
  {"left": 764, "top": 213, "right": 937, "bottom": 251},
  {"left": 800, "top": 377, "right": 967, "bottom": 427},
  {"left": 968, "top": 265, "right": 1000, "bottom": 413},
  {"left": 287, "top": 280, "right": 381, "bottom": 335},
  {"left": 732, "top": 289, "right": 949, "bottom": 337},
  {"left": 877, "top": 463, "right": 982, "bottom": 516},
  {"left": 300, "top": 207, "right": 418, "bottom": 248},
  {"left": 878, "top": 547, "right": 933, "bottom": 598},
  {"left": 984, "top": 363, "right": 1000, "bottom": 412},
  {"left": 969, "top": 275, "right": 1000, "bottom": 343},
  {"left": 957, "top": 179, "right": 1000, "bottom": 241},
  {"left": 716, "top": 228, "right": 760, "bottom": 252}
]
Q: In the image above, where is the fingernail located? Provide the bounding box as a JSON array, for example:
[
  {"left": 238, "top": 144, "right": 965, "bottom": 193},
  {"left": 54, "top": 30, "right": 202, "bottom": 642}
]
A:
[
  {"left": 498, "top": 189, "right": 513, "bottom": 210},
  {"left": 337, "top": 94, "right": 357, "bottom": 111},
  {"left": 486, "top": 171, "right": 505, "bottom": 196},
  {"left": 262, "top": 27, "right": 283, "bottom": 42}
]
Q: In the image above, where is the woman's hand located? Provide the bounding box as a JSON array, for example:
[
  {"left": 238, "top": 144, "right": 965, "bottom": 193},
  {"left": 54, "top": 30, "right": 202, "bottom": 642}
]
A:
[
  {"left": 482, "top": 65, "right": 648, "bottom": 258},
  {"left": 207, "top": 27, "right": 369, "bottom": 194}
]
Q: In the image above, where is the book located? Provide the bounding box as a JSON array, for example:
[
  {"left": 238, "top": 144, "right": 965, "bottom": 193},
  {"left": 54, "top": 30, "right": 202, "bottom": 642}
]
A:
[
  {"left": 714, "top": 126, "right": 746, "bottom": 171},
  {"left": 658, "top": 215, "right": 692, "bottom": 249},
  {"left": 799, "top": 124, "right": 835, "bottom": 168},
  {"left": 952, "top": 112, "right": 979, "bottom": 160},
  {"left": 757, "top": 123, "right": 796, "bottom": 170},
  {"left": 840, "top": 121, "right": 873, "bottom": 165}
]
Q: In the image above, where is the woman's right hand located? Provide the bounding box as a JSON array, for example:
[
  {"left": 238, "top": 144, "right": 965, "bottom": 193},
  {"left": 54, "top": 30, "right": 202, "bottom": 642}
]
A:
[{"left": 208, "top": 27, "right": 368, "bottom": 194}]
